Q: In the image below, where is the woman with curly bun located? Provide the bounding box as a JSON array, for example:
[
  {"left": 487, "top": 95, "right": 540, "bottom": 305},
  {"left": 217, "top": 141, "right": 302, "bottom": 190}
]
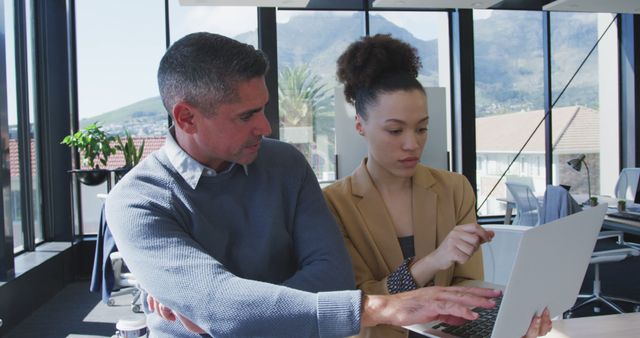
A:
[{"left": 323, "top": 34, "right": 552, "bottom": 338}]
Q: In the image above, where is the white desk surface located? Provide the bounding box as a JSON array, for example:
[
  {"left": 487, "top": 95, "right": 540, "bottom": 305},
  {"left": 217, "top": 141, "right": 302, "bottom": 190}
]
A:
[{"left": 546, "top": 312, "right": 640, "bottom": 338}]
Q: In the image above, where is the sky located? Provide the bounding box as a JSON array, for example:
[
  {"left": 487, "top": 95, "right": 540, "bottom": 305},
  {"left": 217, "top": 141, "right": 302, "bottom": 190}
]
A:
[{"left": 2, "top": 1, "right": 493, "bottom": 123}]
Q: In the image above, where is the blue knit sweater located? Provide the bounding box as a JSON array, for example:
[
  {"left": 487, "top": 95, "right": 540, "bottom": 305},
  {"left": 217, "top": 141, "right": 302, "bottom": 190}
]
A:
[{"left": 106, "top": 136, "right": 361, "bottom": 337}]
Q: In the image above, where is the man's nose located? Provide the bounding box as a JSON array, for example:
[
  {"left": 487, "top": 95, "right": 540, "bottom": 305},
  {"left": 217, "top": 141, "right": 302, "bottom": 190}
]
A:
[{"left": 255, "top": 112, "right": 272, "bottom": 137}]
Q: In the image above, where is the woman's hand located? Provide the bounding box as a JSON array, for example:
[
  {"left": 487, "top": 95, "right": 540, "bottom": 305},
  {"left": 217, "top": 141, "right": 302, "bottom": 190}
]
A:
[
  {"left": 429, "top": 223, "right": 494, "bottom": 270},
  {"left": 523, "top": 307, "right": 553, "bottom": 337},
  {"left": 411, "top": 223, "right": 494, "bottom": 286},
  {"left": 147, "top": 294, "right": 206, "bottom": 334}
]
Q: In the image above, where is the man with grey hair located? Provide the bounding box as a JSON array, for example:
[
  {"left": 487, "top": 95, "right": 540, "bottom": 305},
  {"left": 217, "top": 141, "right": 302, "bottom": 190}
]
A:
[{"left": 106, "top": 32, "right": 499, "bottom": 337}]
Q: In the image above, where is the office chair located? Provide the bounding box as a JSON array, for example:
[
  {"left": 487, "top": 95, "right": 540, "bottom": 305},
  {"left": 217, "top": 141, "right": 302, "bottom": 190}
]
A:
[
  {"left": 614, "top": 168, "right": 640, "bottom": 201},
  {"left": 108, "top": 251, "right": 142, "bottom": 313},
  {"left": 564, "top": 231, "right": 640, "bottom": 317},
  {"left": 538, "top": 185, "right": 640, "bottom": 317},
  {"left": 90, "top": 205, "right": 143, "bottom": 313},
  {"left": 505, "top": 182, "right": 541, "bottom": 226}
]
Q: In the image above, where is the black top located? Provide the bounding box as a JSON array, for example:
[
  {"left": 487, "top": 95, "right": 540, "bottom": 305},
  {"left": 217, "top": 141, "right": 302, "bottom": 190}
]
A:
[
  {"left": 398, "top": 235, "right": 415, "bottom": 260},
  {"left": 397, "top": 235, "right": 422, "bottom": 338}
]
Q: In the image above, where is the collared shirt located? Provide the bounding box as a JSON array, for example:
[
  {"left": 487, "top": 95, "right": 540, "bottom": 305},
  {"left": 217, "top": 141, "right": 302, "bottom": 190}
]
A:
[{"left": 163, "top": 126, "right": 248, "bottom": 189}]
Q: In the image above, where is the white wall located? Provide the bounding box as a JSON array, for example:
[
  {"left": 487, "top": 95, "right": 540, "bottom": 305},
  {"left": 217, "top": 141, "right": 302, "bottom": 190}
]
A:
[{"left": 334, "top": 86, "right": 449, "bottom": 179}]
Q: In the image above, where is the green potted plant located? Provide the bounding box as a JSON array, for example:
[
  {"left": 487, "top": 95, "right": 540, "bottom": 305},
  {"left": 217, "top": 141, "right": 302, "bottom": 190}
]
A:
[
  {"left": 113, "top": 130, "right": 145, "bottom": 182},
  {"left": 61, "top": 122, "right": 116, "bottom": 186}
]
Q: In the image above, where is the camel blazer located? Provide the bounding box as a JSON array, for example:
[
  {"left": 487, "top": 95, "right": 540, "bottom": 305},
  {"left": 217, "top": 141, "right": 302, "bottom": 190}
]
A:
[{"left": 323, "top": 161, "right": 484, "bottom": 338}]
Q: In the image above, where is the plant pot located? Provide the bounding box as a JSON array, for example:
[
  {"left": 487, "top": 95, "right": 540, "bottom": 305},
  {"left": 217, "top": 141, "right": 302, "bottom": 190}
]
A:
[
  {"left": 113, "top": 166, "right": 132, "bottom": 183},
  {"left": 71, "top": 169, "right": 110, "bottom": 186}
]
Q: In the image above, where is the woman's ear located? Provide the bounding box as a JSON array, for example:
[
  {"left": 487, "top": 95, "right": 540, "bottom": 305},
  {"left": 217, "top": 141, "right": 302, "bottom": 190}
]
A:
[
  {"left": 173, "top": 102, "right": 197, "bottom": 134},
  {"left": 355, "top": 114, "right": 364, "bottom": 136}
]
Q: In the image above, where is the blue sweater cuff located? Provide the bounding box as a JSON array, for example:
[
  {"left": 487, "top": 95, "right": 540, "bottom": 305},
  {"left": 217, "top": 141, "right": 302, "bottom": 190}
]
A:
[{"left": 317, "top": 290, "right": 362, "bottom": 337}]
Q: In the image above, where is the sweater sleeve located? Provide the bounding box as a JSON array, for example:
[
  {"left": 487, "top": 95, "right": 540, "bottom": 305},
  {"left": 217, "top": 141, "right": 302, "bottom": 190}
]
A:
[
  {"left": 281, "top": 161, "right": 358, "bottom": 294},
  {"left": 106, "top": 176, "right": 361, "bottom": 338}
]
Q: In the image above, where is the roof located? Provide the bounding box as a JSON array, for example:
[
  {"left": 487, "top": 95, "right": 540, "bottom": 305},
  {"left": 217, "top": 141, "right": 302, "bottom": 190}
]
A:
[
  {"left": 476, "top": 105, "right": 599, "bottom": 154},
  {"left": 9, "top": 136, "right": 166, "bottom": 178}
]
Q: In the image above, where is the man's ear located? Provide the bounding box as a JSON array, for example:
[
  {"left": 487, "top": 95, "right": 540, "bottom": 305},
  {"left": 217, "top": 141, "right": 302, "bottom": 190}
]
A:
[{"left": 173, "top": 102, "right": 197, "bottom": 134}]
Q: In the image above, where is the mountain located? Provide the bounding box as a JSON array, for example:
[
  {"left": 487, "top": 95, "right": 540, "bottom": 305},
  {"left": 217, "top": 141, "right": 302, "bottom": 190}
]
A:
[
  {"left": 474, "top": 11, "right": 599, "bottom": 116},
  {"left": 80, "top": 96, "right": 168, "bottom": 136},
  {"left": 87, "top": 11, "right": 600, "bottom": 133}
]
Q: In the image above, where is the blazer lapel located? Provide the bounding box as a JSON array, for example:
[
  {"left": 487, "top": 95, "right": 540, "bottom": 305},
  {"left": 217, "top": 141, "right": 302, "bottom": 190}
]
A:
[
  {"left": 351, "top": 161, "right": 405, "bottom": 272},
  {"left": 413, "top": 166, "right": 454, "bottom": 286},
  {"left": 412, "top": 165, "right": 438, "bottom": 265}
]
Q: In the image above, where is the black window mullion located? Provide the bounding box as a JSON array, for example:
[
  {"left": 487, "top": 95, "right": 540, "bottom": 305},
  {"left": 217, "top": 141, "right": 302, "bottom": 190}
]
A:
[
  {"left": 450, "top": 9, "right": 477, "bottom": 191},
  {"left": 542, "top": 12, "right": 552, "bottom": 186},
  {"left": 258, "top": 7, "right": 279, "bottom": 140},
  {"left": 0, "top": 0, "right": 15, "bottom": 278},
  {"left": 16, "top": 0, "right": 35, "bottom": 251}
]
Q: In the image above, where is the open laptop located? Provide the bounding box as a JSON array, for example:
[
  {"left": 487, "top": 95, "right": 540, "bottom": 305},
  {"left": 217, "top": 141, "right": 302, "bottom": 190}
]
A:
[{"left": 405, "top": 203, "right": 608, "bottom": 338}]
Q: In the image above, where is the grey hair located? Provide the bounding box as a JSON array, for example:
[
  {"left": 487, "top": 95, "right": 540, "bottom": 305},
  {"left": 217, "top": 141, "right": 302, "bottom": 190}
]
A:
[{"left": 158, "top": 32, "right": 269, "bottom": 116}]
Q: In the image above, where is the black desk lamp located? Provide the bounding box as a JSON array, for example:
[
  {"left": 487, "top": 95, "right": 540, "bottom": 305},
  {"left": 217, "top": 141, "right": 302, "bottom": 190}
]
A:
[{"left": 567, "top": 154, "right": 591, "bottom": 201}]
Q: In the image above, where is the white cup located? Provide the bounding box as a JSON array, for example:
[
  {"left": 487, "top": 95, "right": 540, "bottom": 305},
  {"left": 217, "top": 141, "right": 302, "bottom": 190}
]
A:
[{"left": 116, "top": 317, "right": 148, "bottom": 338}]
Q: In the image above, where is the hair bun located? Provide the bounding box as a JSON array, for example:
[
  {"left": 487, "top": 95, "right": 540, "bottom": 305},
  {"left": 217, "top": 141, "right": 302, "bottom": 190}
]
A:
[{"left": 336, "top": 34, "right": 421, "bottom": 104}]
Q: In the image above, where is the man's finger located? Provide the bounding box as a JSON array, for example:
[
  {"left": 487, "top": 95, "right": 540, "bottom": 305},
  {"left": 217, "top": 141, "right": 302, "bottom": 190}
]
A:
[
  {"left": 435, "top": 314, "right": 471, "bottom": 327},
  {"left": 437, "top": 291, "right": 497, "bottom": 310},
  {"left": 432, "top": 300, "right": 481, "bottom": 321},
  {"left": 147, "top": 295, "right": 155, "bottom": 312},
  {"left": 158, "top": 304, "right": 177, "bottom": 321},
  {"left": 446, "top": 286, "right": 502, "bottom": 299},
  {"left": 176, "top": 313, "right": 207, "bottom": 334}
]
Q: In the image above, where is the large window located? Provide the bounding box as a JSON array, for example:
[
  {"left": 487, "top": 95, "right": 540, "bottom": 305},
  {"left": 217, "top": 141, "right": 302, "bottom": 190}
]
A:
[
  {"left": 474, "top": 10, "right": 544, "bottom": 216},
  {"left": 168, "top": 3, "right": 257, "bottom": 46},
  {"left": 551, "top": 13, "right": 619, "bottom": 201},
  {"left": 4, "top": 0, "right": 41, "bottom": 252},
  {"left": 75, "top": 0, "right": 165, "bottom": 234},
  {"left": 370, "top": 11, "right": 451, "bottom": 168},
  {"left": 4, "top": 0, "right": 21, "bottom": 252},
  {"left": 276, "top": 10, "right": 364, "bottom": 182}
]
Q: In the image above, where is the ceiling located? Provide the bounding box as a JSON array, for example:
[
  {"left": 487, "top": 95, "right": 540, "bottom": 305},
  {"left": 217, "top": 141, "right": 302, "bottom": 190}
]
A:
[{"left": 178, "top": 0, "right": 640, "bottom": 13}]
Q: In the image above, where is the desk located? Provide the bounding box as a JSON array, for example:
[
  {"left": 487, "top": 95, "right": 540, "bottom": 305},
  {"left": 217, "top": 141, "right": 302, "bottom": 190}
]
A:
[
  {"left": 546, "top": 312, "right": 640, "bottom": 338},
  {"left": 498, "top": 194, "right": 618, "bottom": 225},
  {"left": 496, "top": 197, "right": 516, "bottom": 224},
  {"left": 603, "top": 214, "right": 640, "bottom": 236}
]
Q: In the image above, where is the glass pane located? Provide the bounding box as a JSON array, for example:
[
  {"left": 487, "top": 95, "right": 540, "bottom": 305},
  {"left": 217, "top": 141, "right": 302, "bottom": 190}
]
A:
[
  {"left": 168, "top": 2, "right": 258, "bottom": 47},
  {"left": 4, "top": 0, "right": 21, "bottom": 252},
  {"left": 75, "top": 0, "right": 165, "bottom": 234},
  {"left": 370, "top": 11, "right": 451, "bottom": 168},
  {"left": 276, "top": 11, "right": 364, "bottom": 183},
  {"left": 474, "top": 10, "right": 544, "bottom": 217},
  {"left": 25, "top": 0, "right": 42, "bottom": 244},
  {"left": 551, "top": 12, "right": 619, "bottom": 204}
]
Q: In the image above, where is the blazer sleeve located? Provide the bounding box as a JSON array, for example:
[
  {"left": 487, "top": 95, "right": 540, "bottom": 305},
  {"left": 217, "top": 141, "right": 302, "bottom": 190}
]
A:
[{"left": 451, "top": 175, "right": 484, "bottom": 284}]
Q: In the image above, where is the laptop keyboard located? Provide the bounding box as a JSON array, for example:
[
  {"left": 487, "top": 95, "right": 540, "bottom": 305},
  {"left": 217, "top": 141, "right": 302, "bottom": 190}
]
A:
[
  {"left": 609, "top": 211, "right": 640, "bottom": 222},
  {"left": 431, "top": 296, "right": 503, "bottom": 338}
]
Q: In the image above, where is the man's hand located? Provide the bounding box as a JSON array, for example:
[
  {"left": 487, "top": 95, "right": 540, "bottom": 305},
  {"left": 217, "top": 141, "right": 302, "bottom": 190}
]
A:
[
  {"left": 361, "top": 286, "right": 501, "bottom": 328},
  {"left": 147, "top": 294, "right": 206, "bottom": 334},
  {"left": 523, "top": 307, "right": 552, "bottom": 338},
  {"left": 429, "top": 223, "right": 495, "bottom": 271}
]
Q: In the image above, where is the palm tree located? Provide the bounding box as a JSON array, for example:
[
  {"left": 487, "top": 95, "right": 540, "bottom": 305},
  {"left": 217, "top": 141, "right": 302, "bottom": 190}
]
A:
[{"left": 278, "top": 65, "right": 332, "bottom": 128}]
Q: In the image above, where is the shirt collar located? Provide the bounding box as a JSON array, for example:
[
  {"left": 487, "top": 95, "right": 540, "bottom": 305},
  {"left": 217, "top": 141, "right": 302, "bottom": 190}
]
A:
[{"left": 163, "top": 126, "right": 248, "bottom": 189}]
